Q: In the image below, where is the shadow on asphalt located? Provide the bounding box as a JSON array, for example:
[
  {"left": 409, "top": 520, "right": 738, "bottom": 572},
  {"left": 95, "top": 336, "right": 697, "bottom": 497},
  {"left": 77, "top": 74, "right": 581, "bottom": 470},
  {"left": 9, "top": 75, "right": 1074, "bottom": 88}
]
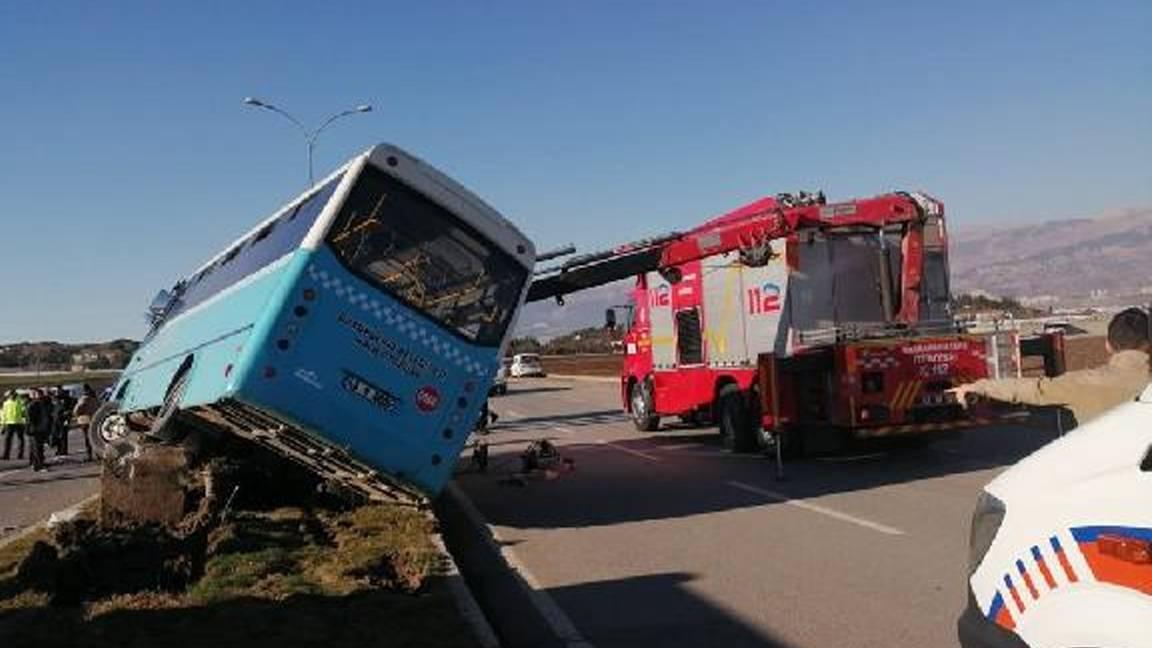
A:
[
  {"left": 547, "top": 572, "right": 797, "bottom": 648},
  {"left": 460, "top": 409, "right": 1063, "bottom": 530}
]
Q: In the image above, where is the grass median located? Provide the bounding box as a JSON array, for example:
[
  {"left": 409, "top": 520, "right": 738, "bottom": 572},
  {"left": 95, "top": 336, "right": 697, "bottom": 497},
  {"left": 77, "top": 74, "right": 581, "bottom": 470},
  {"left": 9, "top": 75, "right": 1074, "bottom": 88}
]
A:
[{"left": 0, "top": 488, "right": 477, "bottom": 647}]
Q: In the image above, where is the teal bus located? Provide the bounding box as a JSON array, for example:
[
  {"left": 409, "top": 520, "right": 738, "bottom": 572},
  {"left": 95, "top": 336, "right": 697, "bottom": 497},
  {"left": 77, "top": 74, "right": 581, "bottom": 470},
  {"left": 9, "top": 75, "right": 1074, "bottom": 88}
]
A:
[{"left": 95, "top": 144, "right": 535, "bottom": 502}]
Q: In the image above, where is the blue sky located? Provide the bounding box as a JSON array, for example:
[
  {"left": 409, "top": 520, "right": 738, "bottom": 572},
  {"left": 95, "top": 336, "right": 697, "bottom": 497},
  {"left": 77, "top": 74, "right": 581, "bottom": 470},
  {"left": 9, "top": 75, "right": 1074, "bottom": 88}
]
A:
[{"left": 0, "top": 1, "right": 1148, "bottom": 342}]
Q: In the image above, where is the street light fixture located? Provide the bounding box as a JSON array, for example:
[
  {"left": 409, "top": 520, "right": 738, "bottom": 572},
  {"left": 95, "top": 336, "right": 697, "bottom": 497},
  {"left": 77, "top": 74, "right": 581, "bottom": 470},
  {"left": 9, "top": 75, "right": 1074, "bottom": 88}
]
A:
[{"left": 243, "top": 97, "right": 373, "bottom": 185}]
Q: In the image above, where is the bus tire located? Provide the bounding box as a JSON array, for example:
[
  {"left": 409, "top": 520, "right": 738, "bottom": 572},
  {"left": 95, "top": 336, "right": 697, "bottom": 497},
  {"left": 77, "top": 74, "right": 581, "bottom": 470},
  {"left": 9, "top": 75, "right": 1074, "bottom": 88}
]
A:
[
  {"left": 89, "top": 401, "right": 129, "bottom": 459},
  {"left": 718, "top": 384, "right": 756, "bottom": 453},
  {"left": 630, "top": 380, "right": 660, "bottom": 432},
  {"left": 149, "top": 369, "right": 191, "bottom": 443}
]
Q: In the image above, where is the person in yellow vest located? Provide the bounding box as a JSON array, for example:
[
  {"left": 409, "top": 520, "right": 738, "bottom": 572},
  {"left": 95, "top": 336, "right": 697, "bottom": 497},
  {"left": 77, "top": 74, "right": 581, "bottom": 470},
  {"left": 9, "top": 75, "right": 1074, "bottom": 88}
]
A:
[
  {"left": 2, "top": 391, "right": 29, "bottom": 461},
  {"left": 951, "top": 308, "right": 1150, "bottom": 425}
]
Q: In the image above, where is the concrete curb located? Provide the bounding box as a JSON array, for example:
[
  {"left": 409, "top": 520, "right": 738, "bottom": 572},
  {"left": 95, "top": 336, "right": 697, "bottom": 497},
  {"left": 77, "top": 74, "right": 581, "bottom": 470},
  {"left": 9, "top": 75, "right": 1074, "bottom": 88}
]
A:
[
  {"left": 0, "top": 494, "right": 100, "bottom": 551},
  {"left": 435, "top": 482, "right": 594, "bottom": 648},
  {"left": 427, "top": 512, "right": 502, "bottom": 648}
]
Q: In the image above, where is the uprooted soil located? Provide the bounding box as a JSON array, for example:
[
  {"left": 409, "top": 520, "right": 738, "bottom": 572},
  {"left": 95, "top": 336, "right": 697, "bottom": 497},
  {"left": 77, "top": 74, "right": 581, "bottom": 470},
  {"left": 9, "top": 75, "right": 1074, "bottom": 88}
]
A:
[{"left": 0, "top": 442, "right": 476, "bottom": 648}]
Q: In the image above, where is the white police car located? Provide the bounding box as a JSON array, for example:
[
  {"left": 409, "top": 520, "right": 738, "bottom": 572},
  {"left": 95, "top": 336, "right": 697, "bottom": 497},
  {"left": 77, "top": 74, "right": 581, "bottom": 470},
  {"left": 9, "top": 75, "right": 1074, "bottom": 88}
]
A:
[{"left": 959, "top": 384, "right": 1152, "bottom": 647}]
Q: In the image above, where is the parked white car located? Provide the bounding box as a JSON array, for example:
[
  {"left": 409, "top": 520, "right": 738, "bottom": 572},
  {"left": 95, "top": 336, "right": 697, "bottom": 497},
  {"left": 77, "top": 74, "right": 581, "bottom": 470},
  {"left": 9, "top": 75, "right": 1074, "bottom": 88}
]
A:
[
  {"left": 959, "top": 384, "right": 1152, "bottom": 648},
  {"left": 510, "top": 353, "right": 546, "bottom": 378}
]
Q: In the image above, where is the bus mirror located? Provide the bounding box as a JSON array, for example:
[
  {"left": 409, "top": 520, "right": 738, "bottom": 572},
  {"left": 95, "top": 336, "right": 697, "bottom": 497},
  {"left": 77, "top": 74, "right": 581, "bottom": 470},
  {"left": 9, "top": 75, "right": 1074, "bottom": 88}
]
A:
[
  {"left": 605, "top": 308, "right": 617, "bottom": 331},
  {"left": 147, "top": 290, "right": 171, "bottom": 319}
]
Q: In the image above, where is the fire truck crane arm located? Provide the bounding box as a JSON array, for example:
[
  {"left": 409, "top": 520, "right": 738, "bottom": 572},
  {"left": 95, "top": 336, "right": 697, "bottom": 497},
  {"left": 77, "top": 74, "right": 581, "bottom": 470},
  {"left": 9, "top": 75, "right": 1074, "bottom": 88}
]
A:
[{"left": 525, "top": 193, "right": 926, "bottom": 304}]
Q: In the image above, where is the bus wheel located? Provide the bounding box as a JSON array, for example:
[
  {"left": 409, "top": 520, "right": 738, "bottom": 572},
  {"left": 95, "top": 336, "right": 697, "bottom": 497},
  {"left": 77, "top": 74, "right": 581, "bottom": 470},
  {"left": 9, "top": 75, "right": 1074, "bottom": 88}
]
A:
[
  {"left": 89, "top": 401, "right": 129, "bottom": 458},
  {"left": 149, "top": 370, "right": 191, "bottom": 443},
  {"left": 718, "top": 384, "right": 756, "bottom": 453},
  {"left": 630, "top": 381, "right": 660, "bottom": 432}
]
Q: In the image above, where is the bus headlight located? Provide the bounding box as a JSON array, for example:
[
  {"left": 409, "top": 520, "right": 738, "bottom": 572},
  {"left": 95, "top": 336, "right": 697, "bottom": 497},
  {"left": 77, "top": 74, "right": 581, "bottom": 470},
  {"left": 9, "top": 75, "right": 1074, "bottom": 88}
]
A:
[{"left": 968, "top": 491, "right": 1006, "bottom": 574}]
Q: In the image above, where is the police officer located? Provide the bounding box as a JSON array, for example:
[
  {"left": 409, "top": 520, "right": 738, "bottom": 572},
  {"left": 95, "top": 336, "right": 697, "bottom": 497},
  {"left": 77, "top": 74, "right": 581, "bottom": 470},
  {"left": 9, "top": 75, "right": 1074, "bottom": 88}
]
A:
[{"left": 1, "top": 390, "right": 27, "bottom": 461}]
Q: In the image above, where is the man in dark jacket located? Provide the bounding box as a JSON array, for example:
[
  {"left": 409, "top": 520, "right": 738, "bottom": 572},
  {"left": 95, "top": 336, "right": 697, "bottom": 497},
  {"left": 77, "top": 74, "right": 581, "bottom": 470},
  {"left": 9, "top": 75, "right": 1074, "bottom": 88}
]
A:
[
  {"left": 50, "top": 387, "right": 75, "bottom": 456},
  {"left": 26, "top": 389, "right": 53, "bottom": 472}
]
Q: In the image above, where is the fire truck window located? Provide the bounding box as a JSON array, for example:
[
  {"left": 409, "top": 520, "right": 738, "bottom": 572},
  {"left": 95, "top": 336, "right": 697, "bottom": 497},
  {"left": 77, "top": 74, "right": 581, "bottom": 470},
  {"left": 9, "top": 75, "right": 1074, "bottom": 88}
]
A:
[
  {"left": 789, "top": 237, "right": 836, "bottom": 332},
  {"left": 828, "top": 234, "right": 886, "bottom": 325},
  {"left": 884, "top": 232, "right": 904, "bottom": 315},
  {"left": 675, "top": 308, "right": 704, "bottom": 365},
  {"left": 920, "top": 251, "right": 951, "bottom": 321}
]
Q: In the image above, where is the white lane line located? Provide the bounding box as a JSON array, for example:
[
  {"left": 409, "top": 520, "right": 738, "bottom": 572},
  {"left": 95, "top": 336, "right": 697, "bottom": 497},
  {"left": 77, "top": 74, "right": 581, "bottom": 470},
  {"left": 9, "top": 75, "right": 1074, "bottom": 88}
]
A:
[
  {"left": 551, "top": 426, "right": 575, "bottom": 436},
  {"left": 726, "top": 480, "right": 905, "bottom": 536},
  {"left": 596, "top": 440, "right": 661, "bottom": 462},
  {"left": 0, "top": 469, "right": 24, "bottom": 479}
]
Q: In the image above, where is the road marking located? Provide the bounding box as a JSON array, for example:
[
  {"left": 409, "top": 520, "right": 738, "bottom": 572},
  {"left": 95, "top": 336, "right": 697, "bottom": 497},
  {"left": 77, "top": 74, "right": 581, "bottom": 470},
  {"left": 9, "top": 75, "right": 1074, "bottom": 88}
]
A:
[
  {"left": 551, "top": 426, "right": 575, "bottom": 436},
  {"left": 596, "top": 440, "right": 661, "bottom": 462},
  {"left": 0, "top": 469, "right": 24, "bottom": 479},
  {"left": 726, "top": 480, "right": 905, "bottom": 536}
]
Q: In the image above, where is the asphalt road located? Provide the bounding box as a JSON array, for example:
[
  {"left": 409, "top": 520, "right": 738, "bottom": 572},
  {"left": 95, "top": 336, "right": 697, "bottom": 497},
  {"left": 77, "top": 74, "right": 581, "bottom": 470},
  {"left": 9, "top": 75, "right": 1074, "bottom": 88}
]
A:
[
  {"left": 456, "top": 378, "right": 1062, "bottom": 648},
  {"left": 0, "top": 427, "right": 100, "bottom": 540}
]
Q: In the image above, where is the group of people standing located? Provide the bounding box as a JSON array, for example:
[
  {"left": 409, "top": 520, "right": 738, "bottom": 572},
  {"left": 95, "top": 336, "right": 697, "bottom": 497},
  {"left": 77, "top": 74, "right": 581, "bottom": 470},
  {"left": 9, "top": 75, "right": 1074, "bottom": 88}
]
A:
[{"left": 1, "top": 384, "right": 99, "bottom": 472}]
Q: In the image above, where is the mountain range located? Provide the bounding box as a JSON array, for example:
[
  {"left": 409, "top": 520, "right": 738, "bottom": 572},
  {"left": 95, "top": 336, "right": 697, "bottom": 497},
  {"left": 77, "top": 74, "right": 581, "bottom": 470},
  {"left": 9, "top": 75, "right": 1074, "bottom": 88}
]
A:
[{"left": 949, "top": 206, "right": 1152, "bottom": 299}]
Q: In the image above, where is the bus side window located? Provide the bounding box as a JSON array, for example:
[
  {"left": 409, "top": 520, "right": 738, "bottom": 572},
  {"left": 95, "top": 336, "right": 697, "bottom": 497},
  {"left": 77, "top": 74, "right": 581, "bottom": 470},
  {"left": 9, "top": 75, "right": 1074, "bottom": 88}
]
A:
[
  {"left": 252, "top": 221, "right": 275, "bottom": 245},
  {"left": 220, "top": 246, "right": 241, "bottom": 266}
]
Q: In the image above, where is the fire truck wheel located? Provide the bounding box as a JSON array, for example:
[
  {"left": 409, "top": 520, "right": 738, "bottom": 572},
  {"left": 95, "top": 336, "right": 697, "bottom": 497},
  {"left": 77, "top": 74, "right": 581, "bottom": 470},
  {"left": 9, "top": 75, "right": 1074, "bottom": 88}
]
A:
[
  {"left": 718, "top": 384, "right": 756, "bottom": 453},
  {"left": 630, "top": 380, "right": 660, "bottom": 432}
]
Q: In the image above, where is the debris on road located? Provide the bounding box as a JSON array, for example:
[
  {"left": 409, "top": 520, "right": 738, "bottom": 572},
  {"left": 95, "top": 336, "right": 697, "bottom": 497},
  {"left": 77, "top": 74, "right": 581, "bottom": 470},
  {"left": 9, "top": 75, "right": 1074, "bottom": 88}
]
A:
[{"left": 494, "top": 439, "right": 575, "bottom": 487}]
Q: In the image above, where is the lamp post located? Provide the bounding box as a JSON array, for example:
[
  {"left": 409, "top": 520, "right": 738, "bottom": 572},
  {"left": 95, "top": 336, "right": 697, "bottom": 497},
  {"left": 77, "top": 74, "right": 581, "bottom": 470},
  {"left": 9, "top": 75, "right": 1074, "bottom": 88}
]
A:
[{"left": 243, "top": 97, "right": 372, "bottom": 185}]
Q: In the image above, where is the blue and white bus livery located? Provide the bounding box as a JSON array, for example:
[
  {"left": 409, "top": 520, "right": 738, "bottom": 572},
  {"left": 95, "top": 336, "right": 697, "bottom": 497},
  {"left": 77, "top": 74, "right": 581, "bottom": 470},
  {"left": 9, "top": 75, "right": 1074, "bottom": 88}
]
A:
[{"left": 94, "top": 144, "right": 535, "bottom": 503}]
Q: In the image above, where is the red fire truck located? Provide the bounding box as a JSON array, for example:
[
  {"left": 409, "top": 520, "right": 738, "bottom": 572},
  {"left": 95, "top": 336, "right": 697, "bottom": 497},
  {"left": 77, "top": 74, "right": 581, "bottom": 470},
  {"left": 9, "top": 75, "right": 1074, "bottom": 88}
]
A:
[{"left": 528, "top": 191, "right": 1062, "bottom": 455}]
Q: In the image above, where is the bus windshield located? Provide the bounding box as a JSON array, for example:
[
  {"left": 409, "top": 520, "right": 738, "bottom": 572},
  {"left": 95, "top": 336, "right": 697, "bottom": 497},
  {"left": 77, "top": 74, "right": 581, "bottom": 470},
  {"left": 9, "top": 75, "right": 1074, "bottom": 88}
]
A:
[{"left": 326, "top": 165, "right": 527, "bottom": 346}]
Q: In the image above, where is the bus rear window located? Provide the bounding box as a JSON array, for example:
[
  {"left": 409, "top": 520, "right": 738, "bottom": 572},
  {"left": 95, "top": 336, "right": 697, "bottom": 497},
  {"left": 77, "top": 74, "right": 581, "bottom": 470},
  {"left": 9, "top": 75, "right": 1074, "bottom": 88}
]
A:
[{"left": 326, "top": 165, "right": 527, "bottom": 346}]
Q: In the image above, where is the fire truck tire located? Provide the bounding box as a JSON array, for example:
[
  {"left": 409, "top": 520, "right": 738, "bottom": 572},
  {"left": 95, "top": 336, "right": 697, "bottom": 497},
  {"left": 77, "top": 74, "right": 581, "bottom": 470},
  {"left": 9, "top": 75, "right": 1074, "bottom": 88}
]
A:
[
  {"left": 718, "top": 384, "right": 756, "bottom": 453},
  {"left": 630, "top": 380, "right": 660, "bottom": 432}
]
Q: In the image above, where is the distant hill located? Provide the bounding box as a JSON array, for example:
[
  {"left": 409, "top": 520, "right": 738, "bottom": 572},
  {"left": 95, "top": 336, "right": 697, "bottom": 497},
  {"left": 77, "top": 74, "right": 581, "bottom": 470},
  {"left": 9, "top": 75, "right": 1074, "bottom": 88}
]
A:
[
  {"left": 950, "top": 207, "right": 1152, "bottom": 299},
  {"left": 0, "top": 339, "right": 138, "bottom": 371},
  {"left": 515, "top": 280, "right": 632, "bottom": 340}
]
